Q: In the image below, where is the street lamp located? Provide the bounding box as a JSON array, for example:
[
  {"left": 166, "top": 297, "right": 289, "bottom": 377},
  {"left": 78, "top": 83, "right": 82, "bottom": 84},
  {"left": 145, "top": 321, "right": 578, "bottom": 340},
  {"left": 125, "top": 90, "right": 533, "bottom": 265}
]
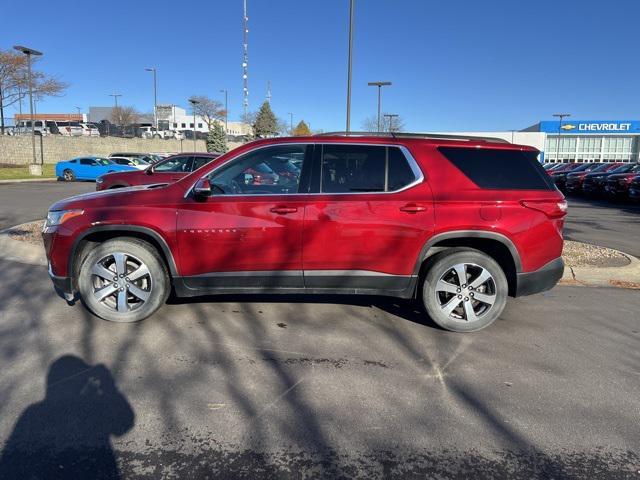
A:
[
  {"left": 13, "top": 45, "right": 42, "bottom": 175},
  {"left": 553, "top": 113, "right": 571, "bottom": 163},
  {"left": 145, "top": 68, "right": 157, "bottom": 130},
  {"left": 220, "top": 89, "right": 228, "bottom": 133},
  {"left": 368, "top": 81, "right": 392, "bottom": 132},
  {"left": 345, "top": 0, "right": 354, "bottom": 132},
  {"left": 288, "top": 112, "right": 293, "bottom": 134},
  {"left": 383, "top": 113, "right": 399, "bottom": 133},
  {"left": 189, "top": 98, "right": 200, "bottom": 152},
  {"left": 75, "top": 106, "right": 82, "bottom": 121}
]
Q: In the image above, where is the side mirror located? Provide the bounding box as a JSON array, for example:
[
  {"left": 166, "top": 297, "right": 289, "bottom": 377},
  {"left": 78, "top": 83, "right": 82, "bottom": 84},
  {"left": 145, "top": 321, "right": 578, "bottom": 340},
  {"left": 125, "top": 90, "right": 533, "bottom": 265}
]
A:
[
  {"left": 146, "top": 164, "right": 155, "bottom": 175},
  {"left": 193, "top": 178, "right": 212, "bottom": 199}
]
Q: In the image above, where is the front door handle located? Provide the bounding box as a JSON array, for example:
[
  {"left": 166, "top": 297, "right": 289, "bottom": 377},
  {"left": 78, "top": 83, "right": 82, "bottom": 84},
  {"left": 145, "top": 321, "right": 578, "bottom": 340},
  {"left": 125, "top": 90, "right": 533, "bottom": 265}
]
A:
[
  {"left": 270, "top": 206, "right": 298, "bottom": 214},
  {"left": 400, "top": 203, "right": 427, "bottom": 213}
]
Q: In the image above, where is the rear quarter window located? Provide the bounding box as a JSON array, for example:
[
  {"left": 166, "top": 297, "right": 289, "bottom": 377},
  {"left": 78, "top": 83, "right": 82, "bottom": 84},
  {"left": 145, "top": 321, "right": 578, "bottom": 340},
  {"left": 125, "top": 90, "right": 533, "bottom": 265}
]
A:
[{"left": 438, "top": 147, "right": 555, "bottom": 190}]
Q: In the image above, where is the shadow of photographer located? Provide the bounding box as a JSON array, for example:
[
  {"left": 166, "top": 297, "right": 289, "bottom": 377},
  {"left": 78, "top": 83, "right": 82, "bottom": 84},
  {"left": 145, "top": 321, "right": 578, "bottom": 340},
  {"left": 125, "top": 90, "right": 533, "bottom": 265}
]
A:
[{"left": 0, "top": 355, "right": 134, "bottom": 479}]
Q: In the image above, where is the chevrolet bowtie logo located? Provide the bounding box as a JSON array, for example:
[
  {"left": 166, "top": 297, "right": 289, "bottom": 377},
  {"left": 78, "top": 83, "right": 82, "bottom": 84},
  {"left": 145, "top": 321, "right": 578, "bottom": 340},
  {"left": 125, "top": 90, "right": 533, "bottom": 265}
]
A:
[{"left": 560, "top": 124, "right": 576, "bottom": 130}]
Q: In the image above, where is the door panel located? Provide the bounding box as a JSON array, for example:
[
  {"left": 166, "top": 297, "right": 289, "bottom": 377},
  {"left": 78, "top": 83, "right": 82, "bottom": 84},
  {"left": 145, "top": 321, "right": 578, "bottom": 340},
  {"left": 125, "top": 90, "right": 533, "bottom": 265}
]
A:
[
  {"left": 302, "top": 144, "right": 433, "bottom": 290},
  {"left": 176, "top": 144, "right": 312, "bottom": 289},
  {"left": 177, "top": 195, "right": 305, "bottom": 287}
]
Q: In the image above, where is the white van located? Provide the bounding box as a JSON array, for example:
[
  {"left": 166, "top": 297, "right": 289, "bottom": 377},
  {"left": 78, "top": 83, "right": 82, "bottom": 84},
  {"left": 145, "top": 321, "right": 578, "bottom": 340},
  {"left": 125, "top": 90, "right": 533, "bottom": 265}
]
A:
[{"left": 14, "top": 120, "right": 52, "bottom": 136}]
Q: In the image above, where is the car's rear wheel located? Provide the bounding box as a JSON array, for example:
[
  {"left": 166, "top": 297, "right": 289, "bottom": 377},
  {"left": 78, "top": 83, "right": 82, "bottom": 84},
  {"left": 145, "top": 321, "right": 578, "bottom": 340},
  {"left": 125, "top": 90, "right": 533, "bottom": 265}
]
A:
[
  {"left": 62, "top": 169, "right": 75, "bottom": 182},
  {"left": 422, "top": 249, "right": 507, "bottom": 332},
  {"left": 77, "top": 238, "right": 169, "bottom": 323}
]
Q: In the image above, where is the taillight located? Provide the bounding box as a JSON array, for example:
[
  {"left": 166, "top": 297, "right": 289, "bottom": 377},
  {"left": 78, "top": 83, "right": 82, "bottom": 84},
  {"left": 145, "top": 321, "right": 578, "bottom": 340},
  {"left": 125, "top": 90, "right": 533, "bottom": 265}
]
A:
[{"left": 521, "top": 200, "right": 568, "bottom": 219}]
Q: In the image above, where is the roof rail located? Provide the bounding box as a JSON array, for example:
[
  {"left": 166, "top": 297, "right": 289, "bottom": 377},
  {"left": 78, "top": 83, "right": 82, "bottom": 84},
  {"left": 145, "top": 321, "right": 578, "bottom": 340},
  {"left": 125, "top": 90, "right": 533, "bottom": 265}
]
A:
[{"left": 314, "top": 131, "right": 510, "bottom": 143}]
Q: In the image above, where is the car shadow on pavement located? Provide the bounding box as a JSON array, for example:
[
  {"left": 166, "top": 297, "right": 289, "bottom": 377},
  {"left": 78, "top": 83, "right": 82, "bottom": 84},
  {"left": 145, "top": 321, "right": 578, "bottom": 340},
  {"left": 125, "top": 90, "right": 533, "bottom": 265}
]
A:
[
  {"left": 0, "top": 355, "right": 134, "bottom": 480},
  {"left": 167, "top": 292, "right": 444, "bottom": 331}
]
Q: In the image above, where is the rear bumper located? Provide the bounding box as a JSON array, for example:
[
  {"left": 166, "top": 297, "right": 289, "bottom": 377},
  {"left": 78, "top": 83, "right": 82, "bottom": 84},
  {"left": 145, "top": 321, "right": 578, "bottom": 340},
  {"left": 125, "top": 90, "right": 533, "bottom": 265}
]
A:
[{"left": 514, "top": 257, "right": 564, "bottom": 297}]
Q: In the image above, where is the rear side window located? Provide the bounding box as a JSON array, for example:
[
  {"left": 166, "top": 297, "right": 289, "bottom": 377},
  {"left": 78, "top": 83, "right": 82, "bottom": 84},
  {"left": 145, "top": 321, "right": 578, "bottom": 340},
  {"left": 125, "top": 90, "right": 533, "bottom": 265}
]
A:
[
  {"left": 438, "top": 147, "right": 555, "bottom": 190},
  {"left": 320, "top": 145, "right": 418, "bottom": 193}
]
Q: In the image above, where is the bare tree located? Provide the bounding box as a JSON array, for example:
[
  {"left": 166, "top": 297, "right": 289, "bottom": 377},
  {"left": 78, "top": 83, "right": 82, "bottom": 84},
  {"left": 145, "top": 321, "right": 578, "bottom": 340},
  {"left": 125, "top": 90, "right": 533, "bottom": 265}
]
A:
[
  {"left": 0, "top": 49, "right": 68, "bottom": 134},
  {"left": 188, "top": 95, "right": 226, "bottom": 130},
  {"left": 361, "top": 113, "right": 405, "bottom": 133},
  {"left": 111, "top": 106, "right": 139, "bottom": 127}
]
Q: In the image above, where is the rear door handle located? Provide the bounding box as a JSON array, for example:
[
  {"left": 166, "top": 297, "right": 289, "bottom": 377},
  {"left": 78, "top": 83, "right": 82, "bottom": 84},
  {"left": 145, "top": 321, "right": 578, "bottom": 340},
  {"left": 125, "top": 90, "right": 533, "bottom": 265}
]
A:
[
  {"left": 270, "top": 206, "right": 298, "bottom": 214},
  {"left": 400, "top": 203, "right": 427, "bottom": 213}
]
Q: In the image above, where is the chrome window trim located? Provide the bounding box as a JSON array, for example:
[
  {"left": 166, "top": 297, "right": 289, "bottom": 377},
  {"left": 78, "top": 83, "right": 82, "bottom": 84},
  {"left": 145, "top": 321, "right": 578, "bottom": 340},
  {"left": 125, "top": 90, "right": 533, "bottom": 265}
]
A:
[{"left": 184, "top": 142, "right": 425, "bottom": 198}]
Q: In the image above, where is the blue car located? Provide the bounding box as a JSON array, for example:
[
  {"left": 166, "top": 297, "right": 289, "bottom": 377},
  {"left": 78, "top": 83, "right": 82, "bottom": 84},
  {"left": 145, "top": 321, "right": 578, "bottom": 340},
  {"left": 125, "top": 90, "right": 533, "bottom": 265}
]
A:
[{"left": 56, "top": 156, "right": 137, "bottom": 182}]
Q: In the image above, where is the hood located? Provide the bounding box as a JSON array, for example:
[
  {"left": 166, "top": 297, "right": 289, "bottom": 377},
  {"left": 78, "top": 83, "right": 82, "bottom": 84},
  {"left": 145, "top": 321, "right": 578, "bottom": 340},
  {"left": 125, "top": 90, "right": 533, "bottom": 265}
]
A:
[
  {"left": 48, "top": 183, "right": 168, "bottom": 211},
  {"left": 607, "top": 173, "right": 637, "bottom": 181}
]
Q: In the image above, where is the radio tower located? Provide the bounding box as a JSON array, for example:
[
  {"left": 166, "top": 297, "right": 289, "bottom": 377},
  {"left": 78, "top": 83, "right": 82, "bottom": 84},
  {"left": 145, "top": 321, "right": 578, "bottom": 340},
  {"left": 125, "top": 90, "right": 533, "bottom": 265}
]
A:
[{"left": 242, "top": 0, "right": 249, "bottom": 119}]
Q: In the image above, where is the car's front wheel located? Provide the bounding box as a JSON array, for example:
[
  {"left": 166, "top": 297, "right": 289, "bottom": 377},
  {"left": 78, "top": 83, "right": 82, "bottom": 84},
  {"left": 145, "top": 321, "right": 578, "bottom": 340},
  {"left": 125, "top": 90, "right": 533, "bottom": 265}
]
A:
[
  {"left": 77, "top": 238, "right": 169, "bottom": 322},
  {"left": 422, "top": 249, "right": 508, "bottom": 332}
]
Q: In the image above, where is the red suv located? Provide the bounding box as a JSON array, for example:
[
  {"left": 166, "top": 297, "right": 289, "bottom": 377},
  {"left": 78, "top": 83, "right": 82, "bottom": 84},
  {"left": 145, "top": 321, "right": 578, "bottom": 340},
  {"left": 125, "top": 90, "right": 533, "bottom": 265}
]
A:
[
  {"left": 95, "top": 153, "right": 220, "bottom": 190},
  {"left": 43, "top": 134, "right": 566, "bottom": 332}
]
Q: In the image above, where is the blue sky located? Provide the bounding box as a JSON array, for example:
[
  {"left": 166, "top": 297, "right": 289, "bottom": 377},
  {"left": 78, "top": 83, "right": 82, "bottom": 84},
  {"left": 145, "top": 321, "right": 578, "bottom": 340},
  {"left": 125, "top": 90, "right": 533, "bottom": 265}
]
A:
[{"left": 2, "top": 0, "right": 639, "bottom": 131}]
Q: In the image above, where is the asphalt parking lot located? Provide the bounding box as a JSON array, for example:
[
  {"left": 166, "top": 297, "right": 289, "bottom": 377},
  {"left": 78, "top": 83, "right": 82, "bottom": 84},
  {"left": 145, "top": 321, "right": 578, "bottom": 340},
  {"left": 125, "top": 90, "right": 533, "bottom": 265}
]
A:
[{"left": 0, "top": 182, "right": 638, "bottom": 479}]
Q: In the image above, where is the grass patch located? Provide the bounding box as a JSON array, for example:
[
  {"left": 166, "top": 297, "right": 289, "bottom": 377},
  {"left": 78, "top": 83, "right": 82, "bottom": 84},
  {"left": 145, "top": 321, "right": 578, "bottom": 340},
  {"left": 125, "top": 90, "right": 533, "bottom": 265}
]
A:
[{"left": 0, "top": 164, "right": 56, "bottom": 180}]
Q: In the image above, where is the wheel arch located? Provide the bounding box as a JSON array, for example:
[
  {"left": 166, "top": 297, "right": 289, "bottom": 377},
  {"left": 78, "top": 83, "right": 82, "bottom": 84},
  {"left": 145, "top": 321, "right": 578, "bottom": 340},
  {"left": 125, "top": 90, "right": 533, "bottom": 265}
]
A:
[
  {"left": 414, "top": 231, "right": 521, "bottom": 297},
  {"left": 69, "top": 226, "right": 178, "bottom": 282}
]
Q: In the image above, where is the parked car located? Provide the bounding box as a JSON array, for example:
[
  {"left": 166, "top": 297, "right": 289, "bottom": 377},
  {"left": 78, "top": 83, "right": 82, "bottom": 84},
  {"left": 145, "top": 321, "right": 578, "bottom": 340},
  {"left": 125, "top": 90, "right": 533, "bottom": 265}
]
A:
[
  {"left": 139, "top": 126, "right": 181, "bottom": 139},
  {"left": 565, "top": 163, "right": 622, "bottom": 194},
  {"left": 582, "top": 163, "right": 638, "bottom": 196},
  {"left": 55, "top": 156, "right": 137, "bottom": 182},
  {"left": 96, "top": 153, "right": 220, "bottom": 190},
  {"left": 49, "top": 121, "right": 84, "bottom": 137},
  {"left": 109, "top": 156, "right": 151, "bottom": 170},
  {"left": 627, "top": 174, "right": 640, "bottom": 202},
  {"left": 13, "top": 120, "right": 52, "bottom": 136},
  {"left": 551, "top": 163, "right": 602, "bottom": 191},
  {"left": 604, "top": 164, "right": 640, "bottom": 198},
  {"left": 80, "top": 123, "right": 101, "bottom": 137},
  {"left": 44, "top": 133, "right": 566, "bottom": 332},
  {"left": 108, "top": 152, "right": 158, "bottom": 164}
]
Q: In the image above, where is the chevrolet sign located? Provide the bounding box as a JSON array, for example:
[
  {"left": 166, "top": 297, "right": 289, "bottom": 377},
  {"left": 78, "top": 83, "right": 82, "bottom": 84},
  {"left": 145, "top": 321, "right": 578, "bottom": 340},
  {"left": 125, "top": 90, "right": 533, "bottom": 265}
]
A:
[{"left": 539, "top": 120, "right": 640, "bottom": 134}]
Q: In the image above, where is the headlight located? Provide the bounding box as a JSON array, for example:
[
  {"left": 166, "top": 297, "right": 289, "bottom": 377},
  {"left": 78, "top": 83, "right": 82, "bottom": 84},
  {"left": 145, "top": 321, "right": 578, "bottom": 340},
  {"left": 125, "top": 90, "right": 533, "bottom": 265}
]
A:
[{"left": 44, "top": 209, "right": 84, "bottom": 229}]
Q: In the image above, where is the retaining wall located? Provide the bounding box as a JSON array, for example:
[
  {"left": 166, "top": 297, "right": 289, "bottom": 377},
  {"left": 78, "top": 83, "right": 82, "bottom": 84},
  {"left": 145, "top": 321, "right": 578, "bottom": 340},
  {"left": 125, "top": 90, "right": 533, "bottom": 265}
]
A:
[{"left": 0, "top": 136, "right": 243, "bottom": 165}]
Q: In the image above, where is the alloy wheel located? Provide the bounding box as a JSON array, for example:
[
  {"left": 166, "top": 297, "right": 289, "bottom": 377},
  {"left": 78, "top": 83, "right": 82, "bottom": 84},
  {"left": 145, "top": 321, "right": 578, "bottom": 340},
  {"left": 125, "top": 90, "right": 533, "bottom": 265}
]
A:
[
  {"left": 434, "top": 262, "right": 497, "bottom": 323},
  {"left": 90, "top": 252, "right": 152, "bottom": 313}
]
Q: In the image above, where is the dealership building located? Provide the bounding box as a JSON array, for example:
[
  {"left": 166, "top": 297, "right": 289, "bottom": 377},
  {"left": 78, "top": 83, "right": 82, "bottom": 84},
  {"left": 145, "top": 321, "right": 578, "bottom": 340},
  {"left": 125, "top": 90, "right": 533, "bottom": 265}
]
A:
[{"left": 442, "top": 120, "right": 640, "bottom": 164}]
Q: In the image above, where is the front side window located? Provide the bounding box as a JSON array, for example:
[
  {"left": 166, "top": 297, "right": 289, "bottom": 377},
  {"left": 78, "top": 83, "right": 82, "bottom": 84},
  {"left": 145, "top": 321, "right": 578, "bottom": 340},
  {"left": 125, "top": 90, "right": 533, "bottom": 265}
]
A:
[
  {"left": 320, "top": 145, "right": 417, "bottom": 193},
  {"left": 80, "top": 158, "right": 97, "bottom": 165},
  {"left": 154, "top": 156, "right": 192, "bottom": 172},
  {"left": 192, "top": 156, "right": 215, "bottom": 171},
  {"left": 209, "top": 145, "right": 306, "bottom": 195}
]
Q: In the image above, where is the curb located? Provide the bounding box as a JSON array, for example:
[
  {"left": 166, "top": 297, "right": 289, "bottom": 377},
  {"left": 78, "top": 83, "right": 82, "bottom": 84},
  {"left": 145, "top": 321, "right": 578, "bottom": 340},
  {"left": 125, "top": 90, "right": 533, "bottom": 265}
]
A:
[
  {"left": 1, "top": 221, "right": 639, "bottom": 289},
  {"left": 0, "top": 178, "right": 57, "bottom": 184},
  {"left": 560, "top": 249, "right": 640, "bottom": 289}
]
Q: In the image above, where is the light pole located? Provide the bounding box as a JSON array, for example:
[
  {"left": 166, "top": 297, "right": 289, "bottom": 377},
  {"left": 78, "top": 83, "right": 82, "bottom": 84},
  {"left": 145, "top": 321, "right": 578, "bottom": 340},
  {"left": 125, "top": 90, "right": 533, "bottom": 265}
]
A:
[
  {"left": 552, "top": 113, "right": 570, "bottom": 163},
  {"left": 367, "top": 81, "right": 392, "bottom": 132},
  {"left": 75, "top": 106, "right": 82, "bottom": 122},
  {"left": 288, "top": 112, "right": 293, "bottom": 134},
  {"left": 345, "top": 0, "right": 354, "bottom": 132},
  {"left": 13, "top": 45, "right": 42, "bottom": 175},
  {"left": 220, "top": 89, "right": 228, "bottom": 133},
  {"left": 383, "top": 113, "right": 399, "bottom": 133},
  {"left": 189, "top": 98, "right": 199, "bottom": 152},
  {"left": 145, "top": 68, "right": 157, "bottom": 130},
  {"left": 109, "top": 93, "right": 122, "bottom": 135}
]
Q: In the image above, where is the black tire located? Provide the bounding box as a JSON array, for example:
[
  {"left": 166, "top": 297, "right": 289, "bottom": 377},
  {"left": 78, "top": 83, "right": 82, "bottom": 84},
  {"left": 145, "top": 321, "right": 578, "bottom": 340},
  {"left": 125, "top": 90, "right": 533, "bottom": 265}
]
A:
[
  {"left": 62, "top": 169, "right": 75, "bottom": 182},
  {"left": 77, "top": 238, "right": 169, "bottom": 323},
  {"left": 422, "top": 249, "right": 508, "bottom": 332}
]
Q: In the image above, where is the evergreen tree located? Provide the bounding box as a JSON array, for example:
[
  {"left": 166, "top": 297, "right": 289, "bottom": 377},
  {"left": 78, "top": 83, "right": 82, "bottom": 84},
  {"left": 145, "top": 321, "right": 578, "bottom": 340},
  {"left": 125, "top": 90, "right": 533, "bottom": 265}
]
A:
[
  {"left": 292, "top": 120, "right": 312, "bottom": 136},
  {"left": 206, "top": 122, "right": 228, "bottom": 153},
  {"left": 253, "top": 101, "right": 278, "bottom": 137}
]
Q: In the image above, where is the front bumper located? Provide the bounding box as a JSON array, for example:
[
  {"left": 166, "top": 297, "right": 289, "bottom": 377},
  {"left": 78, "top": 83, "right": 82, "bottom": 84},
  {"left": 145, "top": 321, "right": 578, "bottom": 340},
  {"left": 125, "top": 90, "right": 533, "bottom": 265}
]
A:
[
  {"left": 514, "top": 257, "right": 564, "bottom": 297},
  {"left": 48, "top": 263, "right": 75, "bottom": 301}
]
